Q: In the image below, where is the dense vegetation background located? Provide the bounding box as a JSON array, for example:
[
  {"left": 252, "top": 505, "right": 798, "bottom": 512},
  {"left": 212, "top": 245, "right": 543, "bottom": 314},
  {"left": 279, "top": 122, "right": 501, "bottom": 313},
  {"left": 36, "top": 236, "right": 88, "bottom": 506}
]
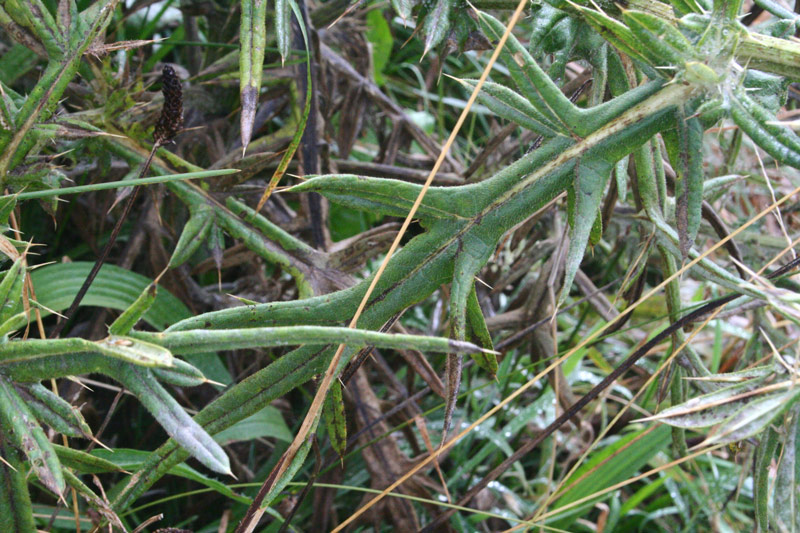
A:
[{"left": 2, "top": 0, "right": 800, "bottom": 531}]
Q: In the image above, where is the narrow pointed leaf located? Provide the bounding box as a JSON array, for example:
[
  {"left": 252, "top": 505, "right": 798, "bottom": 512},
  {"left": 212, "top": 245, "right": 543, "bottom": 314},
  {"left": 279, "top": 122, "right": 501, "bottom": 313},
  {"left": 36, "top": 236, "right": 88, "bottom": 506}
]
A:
[
  {"left": 623, "top": 10, "right": 694, "bottom": 67},
  {"left": 646, "top": 374, "right": 772, "bottom": 428},
  {"left": 53, "top": 444, "right": 125, "bottom": 474},
  {"left": 664, "top": 112, "right": 704, "bottom": 256},
  {"left": 730, "top": 95, "right": 800, "bottom": 169},
  {"left": 755, "top": 427, "right": 780, "bottom": 532},
  {"left": 423, "top": 0, "right": 451, "bottom": 55},
  {"left": 561, "top": 157, "right": 613, "bottom": 305},
  {"left": 108, "top": 283, "right": 157, "bottom": 336},
  {"left": 151, "top": 358, "right": 207, "bottom": 387},
  {"left": 239, "top": 0, "right": 267, "bottom": 149},
  {"left": 95, "top": 335, "right": 173, "bottom": 367},
  {"left": 0, "top": 437, "right": 35, "bottom": 532},
  {"left": 323, "top": 379, "right": 347, "bottom": 458},
  {"left": 275, "top": 0, "right": 291, "bottom": 62},
  {"left": 168, "top": 204, "right": 214, "bottom": 268},
  {"left": 478, "top": 12, "right": 582, "bottom": 132},
  {"left": 0, "top": 375, "right": 65, "bottom": 496},
  {"left": 0, "top": 257, "right": 24, "bottom": 326},
  {"left": 290, "top": 175, "right": 457, "bottom": 224},
  {"left": 458, "top": 79, "right": 561, "bottom": 136},
  {"left": 446, "top": 239, "right": 494, "bottom": 437},
  {"left": 62, "top": 469, "right": 126, "bottom": 530},
  {"left": 17, "top": 383, "right": 92, "bottom": 439},
  {"left": 116, "top": 364, "right": 231, "bottom": 475},
  {"left": 775, "top": 405, "right": 800, "bottom": 529},
  {"left": 138, "top": 325, "right": 488, "bottom": 355},
  {"left": 466, "top": 284, "right": 497, "bottom": 376},
  {"left": 703, "top": 388, "right": 800, "bottom": 446}
]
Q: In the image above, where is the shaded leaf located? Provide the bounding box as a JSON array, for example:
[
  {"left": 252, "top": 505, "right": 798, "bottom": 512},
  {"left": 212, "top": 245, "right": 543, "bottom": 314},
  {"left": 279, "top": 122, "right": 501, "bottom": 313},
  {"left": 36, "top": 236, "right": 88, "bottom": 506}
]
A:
[
  {"left": 561, "top": 156, "right": 614, "bottom": 305},
  {"left": 322, "top": 379, "right": 347, "bottom": 458}
]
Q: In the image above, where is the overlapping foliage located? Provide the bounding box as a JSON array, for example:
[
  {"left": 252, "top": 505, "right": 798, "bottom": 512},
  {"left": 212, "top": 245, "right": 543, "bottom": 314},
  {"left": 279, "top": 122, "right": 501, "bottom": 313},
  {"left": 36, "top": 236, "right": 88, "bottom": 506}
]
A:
[{"left": 1, "top": 0, "right": 800, "bottom": 531}]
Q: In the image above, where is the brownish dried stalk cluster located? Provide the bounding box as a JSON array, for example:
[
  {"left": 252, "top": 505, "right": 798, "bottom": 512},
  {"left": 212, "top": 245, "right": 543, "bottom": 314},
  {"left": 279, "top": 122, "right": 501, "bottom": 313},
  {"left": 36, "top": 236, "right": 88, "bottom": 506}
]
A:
[{"left": 153, "top": 65, "right": 183, "bottom": 145}]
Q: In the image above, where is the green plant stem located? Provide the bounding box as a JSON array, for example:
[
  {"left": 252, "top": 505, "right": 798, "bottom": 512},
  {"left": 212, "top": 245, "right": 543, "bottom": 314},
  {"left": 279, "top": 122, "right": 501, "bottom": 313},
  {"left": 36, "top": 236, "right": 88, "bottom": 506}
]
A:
[{"left": 11, "top": 168, "right": 237, "bottom": 200}]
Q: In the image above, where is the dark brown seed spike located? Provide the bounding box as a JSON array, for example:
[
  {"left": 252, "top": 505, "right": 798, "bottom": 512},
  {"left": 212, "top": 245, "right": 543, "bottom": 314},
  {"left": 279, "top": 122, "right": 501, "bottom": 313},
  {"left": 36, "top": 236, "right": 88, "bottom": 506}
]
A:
[{"left": 153, "top": 65, "right": 183, "bottom": 144}]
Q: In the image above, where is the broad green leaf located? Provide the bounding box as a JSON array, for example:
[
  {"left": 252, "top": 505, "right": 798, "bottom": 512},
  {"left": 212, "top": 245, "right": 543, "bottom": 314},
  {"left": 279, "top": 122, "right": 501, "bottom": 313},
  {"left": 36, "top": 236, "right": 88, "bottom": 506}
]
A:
[
  {"left": 30, "top": 262, "right": 189, "bottom": 330},
  {"left": 366, "top": 9, "right": 392, "bottom": 86},
  {"left": 214, "top": 405, "right": 292, "bottom": 445},
  {"left": 29, "top": 262, "right": 232, "bottom": 384}
]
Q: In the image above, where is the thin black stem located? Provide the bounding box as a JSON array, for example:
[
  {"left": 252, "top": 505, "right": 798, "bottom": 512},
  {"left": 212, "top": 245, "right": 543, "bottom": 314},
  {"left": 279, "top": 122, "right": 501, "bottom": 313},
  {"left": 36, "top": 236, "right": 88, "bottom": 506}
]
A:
[{"left": 49, "top": 145, "right": 160, "bottom": 339}]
